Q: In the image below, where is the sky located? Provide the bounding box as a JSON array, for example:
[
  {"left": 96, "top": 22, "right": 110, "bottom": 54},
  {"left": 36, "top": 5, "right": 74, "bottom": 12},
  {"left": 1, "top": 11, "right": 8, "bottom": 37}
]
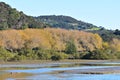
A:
[{"left": 0, "top": 0, "right": 120, "bottom": 30}]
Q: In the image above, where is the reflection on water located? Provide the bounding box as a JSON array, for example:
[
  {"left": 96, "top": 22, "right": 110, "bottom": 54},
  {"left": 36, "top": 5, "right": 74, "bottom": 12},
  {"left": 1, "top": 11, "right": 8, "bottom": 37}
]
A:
[
  {"left": 1, "top": 62, "right": 120, "bottom": 80},
  {"left": 6, "top": 66, "right": 115, "bottom": 74},
  {"left": 27, "top": 74, "right": 120, "bottom": 80}
]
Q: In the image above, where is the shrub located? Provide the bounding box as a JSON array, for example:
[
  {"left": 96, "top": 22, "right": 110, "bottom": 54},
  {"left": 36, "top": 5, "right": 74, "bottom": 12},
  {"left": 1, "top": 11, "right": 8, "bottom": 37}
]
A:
[
  {"left": 114, "top": 51, "right": 120, "bottom": 59},
  {"left": 82, "top": 49, "right": 109, "bottom": 60},
  {"left": 0, "top": 47, "right": 14, "bottom": 61},
  {"left": 35, "top": 49, "right": 51, "bottom": 60},
  {"left": 73, "top": 53, "right": 81, "bottom": 59},
  {"left": 51, "top": 52, "right": 68, "bottom": 61},
  {"left": 18, "top": 55, "right": 27, "bottom": 61}
]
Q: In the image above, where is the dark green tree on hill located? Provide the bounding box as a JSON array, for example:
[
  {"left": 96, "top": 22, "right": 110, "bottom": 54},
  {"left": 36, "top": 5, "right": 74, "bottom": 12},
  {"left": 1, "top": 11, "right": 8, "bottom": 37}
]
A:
[{"left": 114, "top": 29, "right": 120, "bottom": 35}]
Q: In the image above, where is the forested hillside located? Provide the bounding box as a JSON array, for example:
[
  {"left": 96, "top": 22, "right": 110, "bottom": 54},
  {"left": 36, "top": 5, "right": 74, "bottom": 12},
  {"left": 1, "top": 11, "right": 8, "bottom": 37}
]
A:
[
  {"left": 89, "top": 29, "right": 120, "bottom": 42},
  {"left": 0, "top": 2, "right": 49, "bottom": 30},
  {"left": 35, "top": 15, "right": 99, "bottom": 30},
  {"left": 35, "top": 15, "right": 120, "bottom": 42},
  {"left": 0, "top": 2, "right": 120, "bottom": 61}
]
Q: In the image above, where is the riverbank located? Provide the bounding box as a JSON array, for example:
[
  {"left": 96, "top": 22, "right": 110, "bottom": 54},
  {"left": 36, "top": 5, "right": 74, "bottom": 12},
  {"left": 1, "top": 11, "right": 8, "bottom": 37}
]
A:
[
  {"left": 46, "top": 66, "right": 120, "bottom": 74},
  {"left": 1, "top": 60, "right": 120, "bottom": 80},
  {"left": 0, "top": 59, "right": 111, "bottom": 69},
  {"left": 0, "top": 60, "right": 111, "bottom": 65}
]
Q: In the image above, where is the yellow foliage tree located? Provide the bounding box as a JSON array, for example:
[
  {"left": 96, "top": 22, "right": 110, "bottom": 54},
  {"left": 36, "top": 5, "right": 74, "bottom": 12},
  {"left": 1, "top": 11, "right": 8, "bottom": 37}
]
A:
[
  {"left": 110, "top": 38, "right": 120, "bottom": 51},
  {"left": 0, "top": 28, "right": 103, "bottom": 52}
]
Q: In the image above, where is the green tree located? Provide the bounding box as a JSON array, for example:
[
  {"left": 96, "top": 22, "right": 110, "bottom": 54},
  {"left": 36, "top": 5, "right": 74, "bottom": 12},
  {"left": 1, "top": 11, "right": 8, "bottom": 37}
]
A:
[
  {"left": 65, "top": 40, "right": 77, "bottom": 54},
  {"left": 114, "top": 29, "right": 120, "bottom": 35}
]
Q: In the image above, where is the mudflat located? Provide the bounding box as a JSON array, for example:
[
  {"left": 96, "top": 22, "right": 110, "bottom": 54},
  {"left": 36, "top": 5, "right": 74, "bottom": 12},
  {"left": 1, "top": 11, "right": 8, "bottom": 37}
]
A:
[{"left": 0, "top": 72, "right": 32, "bottom": 80}]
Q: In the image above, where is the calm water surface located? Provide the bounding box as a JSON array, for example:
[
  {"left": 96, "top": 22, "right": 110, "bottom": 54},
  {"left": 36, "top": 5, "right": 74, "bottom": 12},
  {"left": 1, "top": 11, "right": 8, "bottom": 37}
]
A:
[{"left": 1, "top": 61, "right": 120, "bottom": 80}]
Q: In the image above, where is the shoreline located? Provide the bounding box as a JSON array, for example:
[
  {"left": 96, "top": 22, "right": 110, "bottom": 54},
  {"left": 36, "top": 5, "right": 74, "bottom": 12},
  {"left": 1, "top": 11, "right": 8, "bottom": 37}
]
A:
[
  {"left": 0, "top": 60, "right": 111, "bottom": 65},
  {"left": 46, "top": 66, "right": 120, "bottom": 74},
  {"left": 1, "top": 59, "right": 120, "bottom": 76}
]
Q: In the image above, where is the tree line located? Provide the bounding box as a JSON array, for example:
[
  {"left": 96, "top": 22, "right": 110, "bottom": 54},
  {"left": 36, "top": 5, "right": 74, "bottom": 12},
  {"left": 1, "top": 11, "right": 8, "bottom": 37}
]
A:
[{"left": 0, "top": 28, "right": 119, "bottom": 61}]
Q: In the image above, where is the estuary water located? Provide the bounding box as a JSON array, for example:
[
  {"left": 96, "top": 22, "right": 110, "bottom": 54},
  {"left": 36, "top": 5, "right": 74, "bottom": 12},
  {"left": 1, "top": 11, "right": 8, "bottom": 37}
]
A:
[{"left": 1, "top": 61, "right": 120, "bottom": 80}]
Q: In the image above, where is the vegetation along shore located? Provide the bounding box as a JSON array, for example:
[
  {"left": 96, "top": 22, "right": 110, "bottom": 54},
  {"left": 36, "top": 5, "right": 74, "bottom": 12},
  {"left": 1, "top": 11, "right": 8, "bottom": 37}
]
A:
[{"left": 0, "top": 2, "right": 120, "bottom": 62}]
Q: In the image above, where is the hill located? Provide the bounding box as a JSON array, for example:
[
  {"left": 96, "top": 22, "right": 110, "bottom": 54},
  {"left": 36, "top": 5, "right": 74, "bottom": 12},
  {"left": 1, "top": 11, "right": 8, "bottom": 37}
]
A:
[
  {"left": 35, "top": 15, "right": 120, "bottom": 42},
  {"left": 34, "top": 15, "right": 100, "bottom": 30},
  {"left": 0, "top": 2, "right": 49, "bottom": 30}
]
